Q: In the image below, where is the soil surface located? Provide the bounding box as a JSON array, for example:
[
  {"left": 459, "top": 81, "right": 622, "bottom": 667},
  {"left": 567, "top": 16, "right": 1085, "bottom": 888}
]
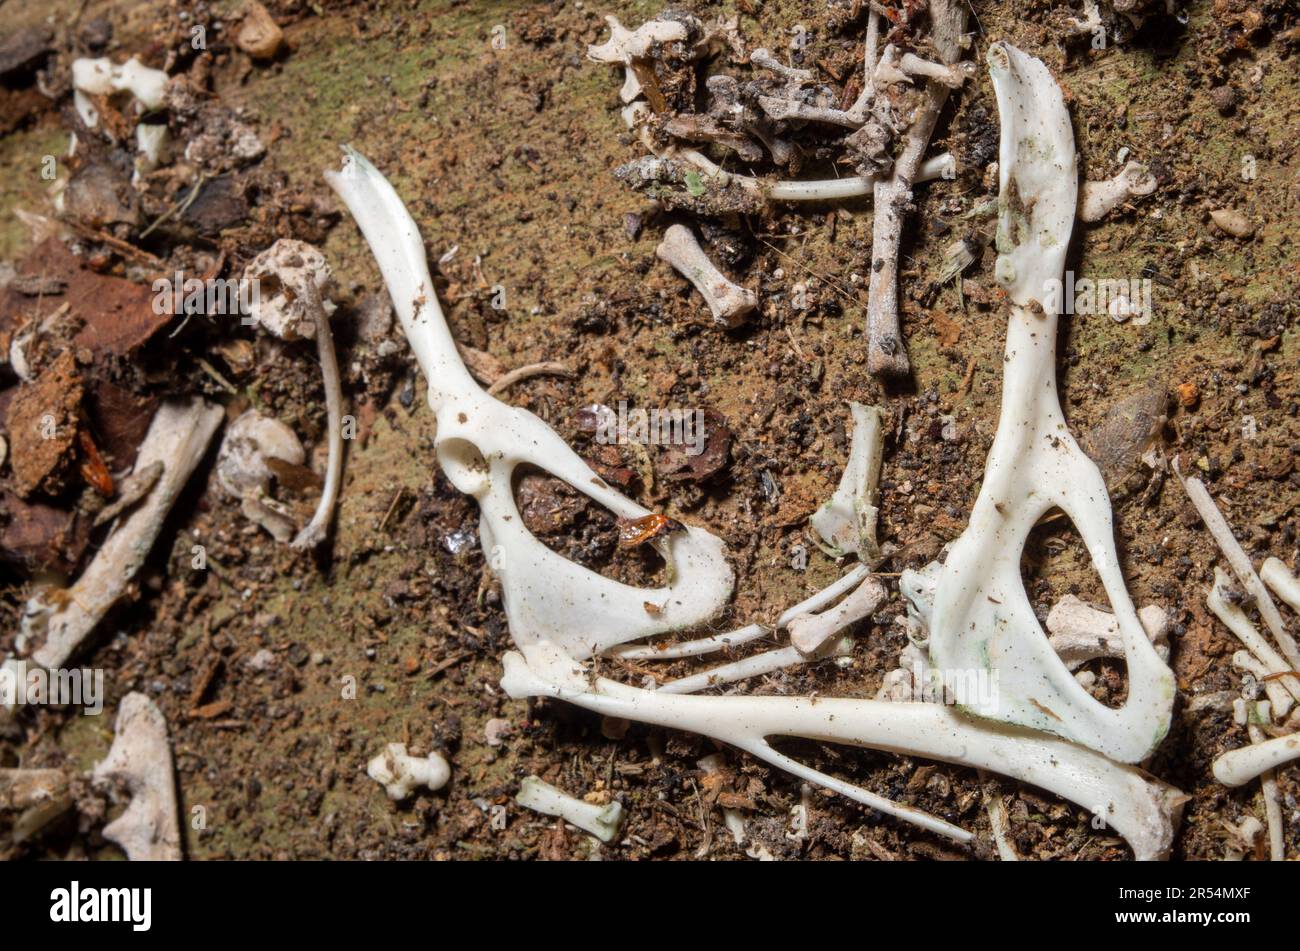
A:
[{"left": 0, "top": 0, "right": 1296, "bottom": 861}]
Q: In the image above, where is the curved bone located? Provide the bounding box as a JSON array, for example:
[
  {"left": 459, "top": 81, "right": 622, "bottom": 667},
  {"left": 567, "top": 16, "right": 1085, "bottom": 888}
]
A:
[
  {"left": 502, "top": 641, "right": 1185, "bottom": 859},
  {"left": 326, "top": 149, "right": 733, "bottom": 659},
  {"left": 925, "top": 44, "right": 1174, "bottom": 764},
  {"left": 1261, "top": 557, "right": 1300, "bottom": 616}
]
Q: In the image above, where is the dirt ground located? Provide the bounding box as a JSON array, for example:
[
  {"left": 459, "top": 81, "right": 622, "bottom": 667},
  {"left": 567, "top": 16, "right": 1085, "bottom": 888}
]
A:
[{"left": 0, "top": 0, "right": 1297, "bottom": 861}]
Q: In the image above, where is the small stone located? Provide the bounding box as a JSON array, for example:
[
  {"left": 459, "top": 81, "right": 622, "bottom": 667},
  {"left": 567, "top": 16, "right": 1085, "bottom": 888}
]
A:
[
  {"left": 1209, "top": 208, "right": 1254, "bottom": 238},
  {"left": 237, "top": 1, "right": 284, "bottom": 60},
  {"left": 1208, "top": 85, "right": 1237, "bottom": 116}
]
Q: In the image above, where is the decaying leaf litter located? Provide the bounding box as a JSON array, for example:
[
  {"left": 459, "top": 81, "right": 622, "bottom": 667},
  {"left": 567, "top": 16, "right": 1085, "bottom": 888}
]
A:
[{"left": 0, "top": 0, "right": 1295, "bottom": 861}]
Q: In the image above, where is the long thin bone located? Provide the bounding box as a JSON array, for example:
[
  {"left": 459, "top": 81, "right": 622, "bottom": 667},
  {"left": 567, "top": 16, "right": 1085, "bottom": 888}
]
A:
[
  {"left": 609, "top": 563, "right": 871, "bottom": 660},
  {"left": 1207, "top": 567, "right": 1300, "bottom": 704},
  {"left": 326, "top": 149, "right": 733, "bottom": 659},
  {"left": 925, "top": 44, "right": 1175, "bottom": 764},
  {"left": 503, "top": 640, "right": 1185, "bottom": 859},
  {"left": 1176, "top": 468, "right": 1300, "bottom": 670},
  {"left": 865, "top": 0, "right": 966, "bottom": 376}
]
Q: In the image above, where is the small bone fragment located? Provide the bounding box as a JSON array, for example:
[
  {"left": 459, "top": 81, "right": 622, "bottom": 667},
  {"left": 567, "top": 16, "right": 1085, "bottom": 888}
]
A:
[
  {"left": 1233, "top": 650, "right": 1294, "bottom": 718},
  {"left": 610, "top": 563, "right": 870, "bottom": 661},
  {"left": 810, "top": 403, "right": 883, "bottom": 562},
  {"left": 1045, "top": 595, "right": 1168, "bottom": 669},
  {"left": 94, "top": 460, "right": 163, "bottom": 527},
  {"left": 93, "top": 693, "right": 181, "bottom": 861},
  {"left": 242, "top": 240, "right": 345, "bottom": 550},
  {"left": 1079, "top": 161, "right": 1157, "bottom": 221},
  {"left": 897, "top": 52, "right": 977, "bottom": 88},
  {"left": 217, "top": 409, "right": 306, "bottom": 542},
  {"left": 366, "top": 743, "right": 450, "bottom": 800},
  {"left": 788, "top": 575, "right": 886, "bottom": 656},
  {"left": 656, "top": 224, "right": 756, "bottom": 327},
  {"left": 1214, "top": 729, "right": 1300, "bottom": 789},
  {"left": 516, "top": 775, "right": 625, "bottom": 842},
  {"left": 1223, "top": 815, "right": 1263, "bottom": 861},
  {"left": 71, "top": 56, "right": 168, "bottom": 128},
  {"left": 0, "top": 767, "right": 71, "bottom": 843}
]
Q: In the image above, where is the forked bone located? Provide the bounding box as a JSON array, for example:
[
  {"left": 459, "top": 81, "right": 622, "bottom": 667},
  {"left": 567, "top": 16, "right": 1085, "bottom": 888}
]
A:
[
  {"left": 922, "top": 44, "right": 1175, "bottom": 764},
  {"left": 326, "top": 149, "right": 733, "bottom": 660},
  {"left": 501, "top": 641, "right": 1185, "bottom": 859}
]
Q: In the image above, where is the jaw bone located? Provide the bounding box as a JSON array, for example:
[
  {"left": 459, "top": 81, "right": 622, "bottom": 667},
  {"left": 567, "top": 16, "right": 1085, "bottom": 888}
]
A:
[
  {"left": 324, "top": 148, "right": 732, "bottom": 660},
  {"left": 923, "top": 43, "right": 1175, "bottom": 765}
]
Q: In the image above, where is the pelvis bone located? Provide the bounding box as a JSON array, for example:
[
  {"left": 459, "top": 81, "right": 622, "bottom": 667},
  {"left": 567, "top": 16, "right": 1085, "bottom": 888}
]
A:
[
  {"left": 327, "top": 42, "right": 1184, "bottom": 857},
  {"left": 920, "top": 43, "right": 1175, "bottom": 765},
  {"left": 325, "top": 149, "right": 733, "bottom": 660}
]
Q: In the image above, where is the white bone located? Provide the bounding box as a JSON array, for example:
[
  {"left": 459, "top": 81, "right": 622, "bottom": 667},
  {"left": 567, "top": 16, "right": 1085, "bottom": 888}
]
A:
[
  {"left": 788, "top": 576, "right": 886, "bottom": 656},
  {"left": 1214, "top": 730, "right": 1300, "bottom": 788},
  {"left": 93, "top": 693, "right": 181, "bottom": 861},
  {"left": 1079, "top": 161, "right": 1158, "bottom": 222},
  {"left": 655, "top": 224, "right": 757, "bottom": 327},
  {"left": 217, "top": 409, "right": 306, "bottom": 543},
  {"left": 1223, "top": 815, "right": 1263, "bottom": 861},
  {"left": 1261, "top": 557, "right": 1300, "bottom": 615},
  {"left": 925, "top": 43, "right": 1174, "bottom": 764},
  {"left": 325, "top": 148, "right": 733, "bottom": 660},
  {"left": 1207, "top": 566, "right": 1300, "bottom": 705},
  {"left": 502, "top": 640, "right": 1185, "bottom": 859},
  {"left": 609, "top": 563, "right": 870, "bottom": 660},
  {"left": 0, "top": 767, "right": 71, "bottom": 843},
  {"left": 366, "top": 743, "right": 450, "bottom": 800},
  {"left": 810, "top": 403, "right": 883, "bottom": 562},
  {"left": 1045, "top": 595, "right": 1169, "bottom": 669},
  {"left": 1176, "top": 468, "right": 1300, "bottom": 670},
  {"left": 515, "top": 775, "right": 625, "bottom": 843},
  {"left": 71, "top": 57, "right": 168, "bottom": 128},
  {"left": 696, "top": 758, "right": 748, "bottom": 847},
  {"left": 6, "top": 400, "right": 222, "bottom": 692},
  {"left": 241, "top": 241, "right": 344, "bottom": 549},
  {"left": 588, "top": 14, "right": 698, "bottom": 106},
  {"left": 1233, "top": 650, "right": 1294, "bottom": 718},
  {"left": 897, "top": 52, "right": 977, "bottom": 88}
]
